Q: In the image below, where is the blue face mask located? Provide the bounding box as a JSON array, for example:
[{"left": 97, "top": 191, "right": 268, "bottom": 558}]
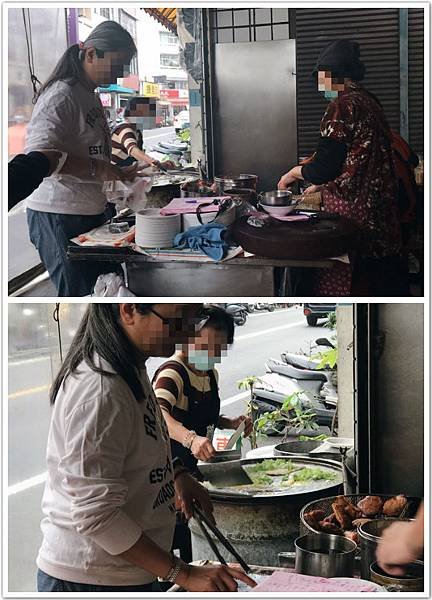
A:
[
  {"left": 188, "top": 349, "right": 220, "bottom": 371},
  {"left": 323, "top": 90, "right": 339, "bottom": 100}
]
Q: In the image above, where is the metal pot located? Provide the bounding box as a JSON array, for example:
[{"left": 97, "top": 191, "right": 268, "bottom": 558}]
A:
[
  {"left": 180, "top": 181, "right": 215, "bottom": 198},
  {"left": 295, "top": 533, "right": 357, "bottom": 578},
  {"left": 222, "top": 187, "right": 257, "bottom": 206},
  {"left": 259, "top": 190, "right": 294, "bottom": 206},
  {"left": 370, "top": 560, "right": 424, "bottom": 592},
  {"left": 358, "top": 518, "right": 413, "bottom": 580},
  {"left": 214, "top": 174, "right": 258, "bottom": 194},
  {"left": 274, "top": 441, "right": 340, "bottom": 462},
  {"left": 191, "top": 457, "right": 343, "bottom": 567}
]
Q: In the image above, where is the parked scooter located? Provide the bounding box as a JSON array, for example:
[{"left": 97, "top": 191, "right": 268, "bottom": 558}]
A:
[
  {"left": 253, "top": 338, "right": 337, "bottom": 434},
  {"left": 280, "top": 337, "right": 338, "bottom": 405},
  {"left": 254, "top": 302, "right": 276, "bottom": 312},
  {"left": 225, "top": 303, "right": 248, "bottom": 326}
]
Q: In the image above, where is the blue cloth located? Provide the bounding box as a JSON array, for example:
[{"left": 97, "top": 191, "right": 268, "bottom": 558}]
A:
[
  {"left": 37, "top": 570, "right": 162, "bottom": 592},
  {"left": 174, "top": 223, "right": 228, "bottom": 261}
]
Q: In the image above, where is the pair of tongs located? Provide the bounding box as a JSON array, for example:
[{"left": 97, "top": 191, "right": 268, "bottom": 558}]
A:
[{"left": 193, "top": 503, "right": 251, "bottom": 573}]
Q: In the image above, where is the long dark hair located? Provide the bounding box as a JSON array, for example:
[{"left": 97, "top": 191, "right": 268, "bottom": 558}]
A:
[
  {"left": 50, "top": 304, "right": 153, "bottom": 405},
  {"left": 37, "top": 20, "right": 137, "bottom": 99}
]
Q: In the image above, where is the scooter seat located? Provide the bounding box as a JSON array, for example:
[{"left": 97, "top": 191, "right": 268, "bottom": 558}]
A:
[
  {"left": 267, "top": 358, "right": 327, "bottom": 382},
  {"left": 281, "top": 352, "right": 321, "bottom": 371}
]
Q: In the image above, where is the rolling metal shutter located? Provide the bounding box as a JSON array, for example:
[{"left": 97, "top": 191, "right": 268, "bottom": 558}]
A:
[
  {"left": 408, "top": 9, "right": 424, "bottom": 154},
  {"left": 295, "top": 8, "right": 401, "bottom": 158}
]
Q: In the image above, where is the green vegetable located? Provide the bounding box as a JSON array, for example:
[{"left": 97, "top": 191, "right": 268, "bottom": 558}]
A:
[
  {"left": 282, "top": 467, "right": 337, "bottom": 484},
  {"left": 249, "top": 473, "right": 273, "bottom": 486},
  {"left": 246, "top": 459, "right": 295, "bottom": 475}
]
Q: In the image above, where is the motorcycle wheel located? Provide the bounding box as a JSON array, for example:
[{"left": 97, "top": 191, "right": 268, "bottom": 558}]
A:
[
  {"left": 236, "top": 313, "right": 247, "bottom": 326},
  {"left": 306, "top": 315, "right": 318, "bottom": 326}
]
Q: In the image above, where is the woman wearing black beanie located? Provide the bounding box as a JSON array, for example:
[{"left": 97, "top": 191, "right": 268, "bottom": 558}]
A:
[{"left": 278, "top": 39, "right": 405, "bottom": 296}]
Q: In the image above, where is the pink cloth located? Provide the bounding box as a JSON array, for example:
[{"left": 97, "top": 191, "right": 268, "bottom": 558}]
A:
[
  {"left": 160, "top": 197, "right": 230, "bottom": 215},
  {"left": 250, "top": 572, "right": 378, "bottom": 593}
]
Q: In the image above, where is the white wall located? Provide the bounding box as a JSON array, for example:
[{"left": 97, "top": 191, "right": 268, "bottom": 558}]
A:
[
  {"left": 336, "top": 305, "right": 355, "bottom": 438},
  {"left": 137, "top": 12, "right": 187, "bottom": 84}
]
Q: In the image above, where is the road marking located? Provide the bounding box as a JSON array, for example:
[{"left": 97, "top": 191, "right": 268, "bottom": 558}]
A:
[
  {"left": 8, "top": 472, "right": 47, "bottom": 496},
  {"left": 8, "top": 384, "right": 50, "bottom": 400},
  {"left": 9, "top": 355, "right": 50, "bottom": 367},
  {"left": 247, "top": 308, "right": 296, "bottom": 318},
  {"left": 142, "top": 131, "right": 174, "bottom": 141},
  {"left": 220, "top": 391, "right": 249, "bottom": 408},
  {"left": 235, "top": 320, "right": 305, "bottom": 342},
  {"left": 8, "top": 391, "right": 250, "bottom": 495}
]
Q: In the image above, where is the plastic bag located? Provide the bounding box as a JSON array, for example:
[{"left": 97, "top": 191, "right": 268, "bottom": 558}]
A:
[
  {"left": 102, "top": 176, "right": 153, "bottom": 212},
  {"left": 92, "top": 273, "right": 135, "bottom": 297}
]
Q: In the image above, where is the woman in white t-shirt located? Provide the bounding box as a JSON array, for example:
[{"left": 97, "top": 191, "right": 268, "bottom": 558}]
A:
[
  {"left": 37, "top": 303, "right": 255, "bottom": 593},
  {"left": 25, "top": 21, "right": 139, "bottom": 296}
]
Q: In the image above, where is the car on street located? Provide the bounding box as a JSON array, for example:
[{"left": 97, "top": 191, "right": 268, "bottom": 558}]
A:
[
  {"left": 174, "top": 109, "right": 190, "bottom": 133},
  {"left": 303, "top": 303, "right": 336, "bottom": 326}
]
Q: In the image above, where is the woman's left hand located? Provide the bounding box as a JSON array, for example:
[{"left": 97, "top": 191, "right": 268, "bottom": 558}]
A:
[
  {"left": 230, "top": 415, "right": 254, "bottom": 437},
  {"left": 174, "top": 471, "right": 214, "bottom": 521},
  {"left": 303, "top": 184, "right": 323, "bottom": 195}
]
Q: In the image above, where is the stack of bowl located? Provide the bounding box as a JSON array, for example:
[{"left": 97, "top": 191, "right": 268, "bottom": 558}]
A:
[{"left": 258, "top": 190, "right": 299, "bottom": 217}]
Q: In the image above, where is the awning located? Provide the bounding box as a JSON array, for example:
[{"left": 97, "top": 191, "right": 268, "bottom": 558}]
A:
[
  {"left": 143, "top": 8, "right": 177, "bottom": 33},
  {"left": 98, "top": 84, "right": 136, "bottom": 94}
]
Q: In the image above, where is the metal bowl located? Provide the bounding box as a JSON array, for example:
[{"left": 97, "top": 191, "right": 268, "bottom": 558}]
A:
[
  {"left": 214, "top": 174, "right": 258, "bottom": 194},
  {"left": 295, "top": 533, "right": 357, "bottom": 578},
  {"left": 259, "top": 190, "right": 294, "bottom": 206},
  {"left": 370, "top": 560, "right": 424, "bottom": 592}
]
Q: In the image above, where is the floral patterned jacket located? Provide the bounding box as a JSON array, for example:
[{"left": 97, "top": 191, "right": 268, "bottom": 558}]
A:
[{"left": 320, "top": 82, "right": 401, "bottom": 258}]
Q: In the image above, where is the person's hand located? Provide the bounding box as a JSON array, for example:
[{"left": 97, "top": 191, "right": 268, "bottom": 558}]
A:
[
  {"left": 278, "top": 165, "right": 303, "bottom": 190},
  {"left": 303, "top": 184, "right": 323, "bottom": 195},
  {"left": 160, "top": 159, "right": 176, "bottom": 170},
  {"left": 95, "top": 161, "right": 127, "bottom": 182},
  {"left": 230, "top": 415, "right": 253, "bottom": 437},
  {"left": 174, "top": 471, "right": 213, "bottom": 520},
  {"left": 191, "top": 435, "right": 216, "bottom": 461},
  {"left": 177, "top": 563, "right": 256, "bottom": 592},
  {"left": 120, "top": 162, "right": 142, "bottom": 180},
  {"left": 376, "top": 522, "right": 423, "bottom": 576},
  {"left": 277, "top": 171, "right": 296, "bottom": 190}
]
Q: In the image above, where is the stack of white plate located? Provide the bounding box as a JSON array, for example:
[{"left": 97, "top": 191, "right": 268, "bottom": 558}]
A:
[{"left": 135, "top": 209, "right": 180, "bottom": 248}]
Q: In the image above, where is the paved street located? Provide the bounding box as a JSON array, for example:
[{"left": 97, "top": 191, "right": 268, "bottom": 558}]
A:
[
  {"left": 7, "top": 306, "right": 329, "bottom": 591},
  {"left": 8, "top": 126, "right": 177, "bottom": 284}
]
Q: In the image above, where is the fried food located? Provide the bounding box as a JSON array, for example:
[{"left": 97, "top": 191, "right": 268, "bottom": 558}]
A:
[
  {"left": 352, "top": 518, "right": 372, "bottom": 527},
  {"left": 344, "top": 530, "right": 359, "bottom": 544},
  {"left": 357, "top": 495, "right": 384, "bottom": 517},
  {"left": 332, "top": 502, "right": 352, "bottom": 529},
  {"left": 304, "top": 509, "right": 326, "bottom": 530},
  {"left": 382, "top": 494, "right": 407, "bottom": 517},
  {"left": 323, "top": 513, "right": 337, "bottom": 525},
  {"left": 318, "top": 520, "right": 344, "bottom": 535},
  {"left": 343, "top": 500, "right": 363, "bottom": 520}
]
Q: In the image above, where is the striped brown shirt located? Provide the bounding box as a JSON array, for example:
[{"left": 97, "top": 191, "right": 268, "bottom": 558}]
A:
[{"left": 111, "top": 123, "right": 139, "bottom": 165}]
